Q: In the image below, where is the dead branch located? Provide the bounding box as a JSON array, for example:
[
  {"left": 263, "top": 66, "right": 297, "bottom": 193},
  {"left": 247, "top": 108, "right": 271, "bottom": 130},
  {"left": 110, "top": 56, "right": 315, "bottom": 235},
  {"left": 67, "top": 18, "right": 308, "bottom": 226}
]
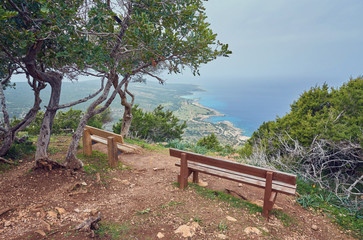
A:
[
  {"left": 0, "top": 207, "right": 15, "bottom": 217},
  {"left": 75, "top": 211, "right": 101, "bottom": 237},
  {"left": 0, "top": 157, "right": 15, "bottom": 165},
  {"left": 225, "top": 188, "right": 248, "bottom": 200}
]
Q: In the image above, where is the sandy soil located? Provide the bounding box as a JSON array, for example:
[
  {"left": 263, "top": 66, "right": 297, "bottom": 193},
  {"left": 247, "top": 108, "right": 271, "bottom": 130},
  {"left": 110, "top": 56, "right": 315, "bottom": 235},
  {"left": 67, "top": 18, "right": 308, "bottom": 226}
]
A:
[{"left": 0, "top": 138, "right": 356, "bottom": 240}]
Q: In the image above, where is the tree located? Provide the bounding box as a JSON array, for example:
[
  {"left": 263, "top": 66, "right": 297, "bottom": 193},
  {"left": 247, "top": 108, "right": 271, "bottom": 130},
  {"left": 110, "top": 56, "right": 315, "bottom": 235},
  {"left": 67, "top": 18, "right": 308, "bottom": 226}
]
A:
[
  {"left": 197, "top": 133, "right": 221, "bottom": 151},
  {"left": 63, "top": 0, "right": 231, "bottom": 169},
  {"left": 0, "top": 0, "right": 106, "bottom": 166}
]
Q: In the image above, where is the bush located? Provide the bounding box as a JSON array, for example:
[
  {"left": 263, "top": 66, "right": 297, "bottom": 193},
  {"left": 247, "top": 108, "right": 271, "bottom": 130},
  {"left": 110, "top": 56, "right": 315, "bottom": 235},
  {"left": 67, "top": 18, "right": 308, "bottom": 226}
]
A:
[
  {"left": 196, "top": 133, "right": 222, "bottom": 151},
  {"left": 113, "top": 105, "right": 186, "bottom": 142}
]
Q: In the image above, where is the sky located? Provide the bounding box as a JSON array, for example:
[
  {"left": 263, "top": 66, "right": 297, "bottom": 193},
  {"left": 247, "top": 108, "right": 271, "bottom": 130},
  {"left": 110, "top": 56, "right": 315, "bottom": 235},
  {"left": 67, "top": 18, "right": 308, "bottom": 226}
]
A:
[{"left": 169, "top": 0, "right": 363, "bottom": 88}]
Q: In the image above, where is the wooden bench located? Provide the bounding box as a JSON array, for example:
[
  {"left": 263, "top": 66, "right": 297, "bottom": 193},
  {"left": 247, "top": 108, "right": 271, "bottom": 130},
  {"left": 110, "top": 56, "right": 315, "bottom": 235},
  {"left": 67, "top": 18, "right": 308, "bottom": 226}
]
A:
[
  {"left": 170, "top": 148, "right": 297, "bottom": 219},
  {"left": 83, "top": 125, "right": 140, "bottom": 167}
]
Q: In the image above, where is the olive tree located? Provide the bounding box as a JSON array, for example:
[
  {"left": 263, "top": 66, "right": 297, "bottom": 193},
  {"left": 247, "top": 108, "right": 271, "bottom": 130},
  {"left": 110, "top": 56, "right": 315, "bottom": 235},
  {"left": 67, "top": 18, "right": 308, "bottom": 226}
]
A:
[
  {"left": 63, "top": 0, "right": 231, "bottom": 169},
  {"left": 0, "top": 0, "right": 105, "bottom": 167}
]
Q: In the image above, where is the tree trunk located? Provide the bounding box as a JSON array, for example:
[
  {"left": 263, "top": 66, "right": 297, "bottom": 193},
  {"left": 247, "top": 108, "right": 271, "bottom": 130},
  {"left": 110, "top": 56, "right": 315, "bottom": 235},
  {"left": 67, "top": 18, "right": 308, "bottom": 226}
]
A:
[
  {"left": 35, "top": 76, "right": 62, "bottom": 161},
  {"left": 0, "top": 78, "right": 43, "bottom": 157},
  {"left": 120, "top": 107, "right": 132, "bottom": 138},
  {"left": 112, "top": 80, "right": 134, "bottom": 138},
  {"left": 64, "top": 77, "right": 115, "bottom": 169},
  {"left": 120, "top": 87, "right": 133, "bottom": 138}
]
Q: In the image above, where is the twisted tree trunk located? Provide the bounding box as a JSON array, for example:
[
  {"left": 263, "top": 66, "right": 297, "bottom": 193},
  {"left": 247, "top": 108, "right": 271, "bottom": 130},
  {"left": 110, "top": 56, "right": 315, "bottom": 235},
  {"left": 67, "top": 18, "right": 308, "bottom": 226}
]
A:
[{"left": 34, "top": 76, "right": 62, "bottom": 160}]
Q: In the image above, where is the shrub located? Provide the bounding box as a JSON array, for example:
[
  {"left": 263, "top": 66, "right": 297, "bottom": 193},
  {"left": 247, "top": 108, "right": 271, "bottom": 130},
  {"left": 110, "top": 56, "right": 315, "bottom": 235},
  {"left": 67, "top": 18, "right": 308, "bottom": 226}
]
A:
[
  {"left": 196, "top": 133, "right": 222, "bottom": 151},
  {"left": 113, "top": 105, "right": 186, "bottom": 142}
]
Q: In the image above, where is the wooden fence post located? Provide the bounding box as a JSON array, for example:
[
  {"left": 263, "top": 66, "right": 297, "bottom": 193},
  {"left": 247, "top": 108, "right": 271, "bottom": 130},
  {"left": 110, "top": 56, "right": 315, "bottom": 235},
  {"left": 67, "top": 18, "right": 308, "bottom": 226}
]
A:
[
  {"left": 83, "top": 129, "right": 92, "bottom": 156},
  {"left": 179, "top": 153, "right": 188, "bottom": 189},
  {"left": 107, "top": 136, "right": 118, "bottom": 168},
  {"left": 263, "top": 171, "right": 274, "bottom": 219}
]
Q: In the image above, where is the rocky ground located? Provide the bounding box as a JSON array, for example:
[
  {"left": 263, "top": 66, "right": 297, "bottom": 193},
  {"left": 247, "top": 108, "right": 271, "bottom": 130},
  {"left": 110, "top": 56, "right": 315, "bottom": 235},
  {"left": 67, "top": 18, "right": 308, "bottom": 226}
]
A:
[{"left": 0, "top": 137, "right": 356, "bottom": 240}]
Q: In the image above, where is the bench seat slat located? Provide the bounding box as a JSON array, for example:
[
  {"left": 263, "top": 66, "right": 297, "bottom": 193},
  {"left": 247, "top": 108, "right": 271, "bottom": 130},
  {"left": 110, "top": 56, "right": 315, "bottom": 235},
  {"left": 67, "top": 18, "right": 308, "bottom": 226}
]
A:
[
  {"left": 176, "top": 161, "right": 296, "bottom": 195},
  {"left": 170, "top": 148, "right": 296, "bottom": 185},
  {"left": 90, "top": 135, "right": 137, "bottom": 153},
  {"left": 188, "top": 162, "right": 296, "bottom": 190}
]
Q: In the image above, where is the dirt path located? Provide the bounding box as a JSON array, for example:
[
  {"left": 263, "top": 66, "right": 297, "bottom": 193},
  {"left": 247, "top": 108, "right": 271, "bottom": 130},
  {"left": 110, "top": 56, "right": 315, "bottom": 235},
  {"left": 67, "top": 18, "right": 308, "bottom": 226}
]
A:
[{"left": 0, "top": 143, "right": 355, "bottom": 240}]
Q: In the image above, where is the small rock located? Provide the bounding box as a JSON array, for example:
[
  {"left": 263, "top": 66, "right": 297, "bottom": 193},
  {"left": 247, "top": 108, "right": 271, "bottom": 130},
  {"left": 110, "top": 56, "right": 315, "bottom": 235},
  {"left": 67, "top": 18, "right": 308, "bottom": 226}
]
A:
[
  {"left": 175, "top": 225, "right": 192, "bottom": 238},
  {"left": 251, "top": 200, "right": 283, "bottom": 210},
  {"left": 238, "top": 183, "right": 243, "bottom": 187},
  {"left": 153, "top": 168, "right": 158, "bottom": 171},
  {"left": 35, "top": 230, "right": 46, "bottom": 237},
  {"left": 226, "top": 216, "right": 237, "bottom": 222},
  {"left": 47, "top": 211, "right": 58, "bottom": 219},
  {"left": 218, "top": 233, "right": 228, "bottom": 239},
  {"left": 74, "top": 208, "right": 80, "bottom": 213},
  {"left": 55, "top": 207, "right": 66, "bottom": 215},
  {"left": 121, "top": 180, "right": 131, "bottom": 185},
  {"left": 4, "top": 221, "right": 11, "bottom": 227},
  {"left": 81, "top": 181, "right": 87, "bottom": 186},
  {"left": 197, "top": 181, "right": 208, "bottom": 187},
  {"left": 312, "top": 224, "right": 318, "bottom": 231},
  {"left": 175, "top": 222, "right": 200, "bottom": 238},
  {"left": 244, "top": 227, "right": 262, "bottom": 235},
  {"left": 157, "top": 232, "right": 165, "bottom": 239}
]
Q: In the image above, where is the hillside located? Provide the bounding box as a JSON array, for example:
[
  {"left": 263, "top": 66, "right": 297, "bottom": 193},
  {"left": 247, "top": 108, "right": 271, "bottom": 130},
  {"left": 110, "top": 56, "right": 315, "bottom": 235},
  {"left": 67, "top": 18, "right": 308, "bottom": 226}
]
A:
[
  {"left": 0, "top": 136, "right": 357, "bottom": 240},
  {"left": 5, "top": 81, "right": 249, "bottom": 146}
]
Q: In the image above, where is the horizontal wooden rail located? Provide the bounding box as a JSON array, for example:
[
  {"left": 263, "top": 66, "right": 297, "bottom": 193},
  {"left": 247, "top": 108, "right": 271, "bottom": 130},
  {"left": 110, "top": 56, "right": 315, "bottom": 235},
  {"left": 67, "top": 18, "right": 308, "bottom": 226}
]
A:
[{"left": 170, "top": 148, "right": 296, "bottom": 185}]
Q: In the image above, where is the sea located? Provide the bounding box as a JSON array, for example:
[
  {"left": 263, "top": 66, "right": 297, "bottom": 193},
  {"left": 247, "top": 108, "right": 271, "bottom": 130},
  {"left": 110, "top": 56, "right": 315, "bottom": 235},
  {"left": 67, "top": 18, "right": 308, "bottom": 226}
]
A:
[{"left": 180, "top": 76, "right": 341, "bottom": 137}]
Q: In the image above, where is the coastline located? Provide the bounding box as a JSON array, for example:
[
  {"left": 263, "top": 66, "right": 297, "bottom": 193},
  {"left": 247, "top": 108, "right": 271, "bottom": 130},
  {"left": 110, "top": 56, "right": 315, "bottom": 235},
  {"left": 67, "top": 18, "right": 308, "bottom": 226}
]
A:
[{"left": 175, "top": 96, "right": 250, "bottom": 147}]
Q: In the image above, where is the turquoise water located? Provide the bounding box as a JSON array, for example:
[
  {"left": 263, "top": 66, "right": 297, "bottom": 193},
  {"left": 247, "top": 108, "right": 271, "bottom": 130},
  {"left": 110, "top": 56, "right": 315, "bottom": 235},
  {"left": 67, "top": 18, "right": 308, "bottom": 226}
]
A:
[{"left": 182, "top": 78, "right": 321, "bottom": 137}]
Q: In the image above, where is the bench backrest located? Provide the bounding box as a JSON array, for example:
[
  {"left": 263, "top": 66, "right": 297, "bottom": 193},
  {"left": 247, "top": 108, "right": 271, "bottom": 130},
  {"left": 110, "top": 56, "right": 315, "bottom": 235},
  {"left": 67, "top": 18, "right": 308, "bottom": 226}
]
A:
[
  {"left": 85, "top": 125, "right": 124, "bottom": 144},
  {"left": 169, "top": 148, "right": 296, "bottom": 186}
]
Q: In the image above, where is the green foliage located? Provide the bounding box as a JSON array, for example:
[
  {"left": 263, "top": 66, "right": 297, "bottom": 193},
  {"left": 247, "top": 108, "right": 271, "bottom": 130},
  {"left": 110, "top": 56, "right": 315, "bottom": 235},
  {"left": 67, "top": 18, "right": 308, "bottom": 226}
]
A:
[
  {"left": 167, "top": 139, "right": 238, "bottom": 156},
  {"left": 87, "top": 107, "right": 112, "bottom": 129},
  {"left": 197, "top": 133, "right": 222, "bottom": 151},
  {"left": 136, "top": 208, "right": 151, "bottom": 215},
  {"left": 296, "top": 178, "right": 362, "bottom": 238},
  {"left": 218, "top": 221, "right": 228, "bottom": 232},
  {"left": 5, "top": 138, "right": 36, "bottom": 160},
  {"left": 244, "top": 77, "right": 363, "bottom": 156},
  {"left": 21, "top": 107, "right": 111, "bottom": 135},
  {"left": 113, "top": 105, "right": 186, "bottom": 142},
  {"left": 95, "top": 222, "right": 133, "bottom": 240},
  {"left": 77, "top": 151, "right": 125, "bottom": 177},
  {"left": 52, "top": 108, "right": 83, "bottom": 134}
]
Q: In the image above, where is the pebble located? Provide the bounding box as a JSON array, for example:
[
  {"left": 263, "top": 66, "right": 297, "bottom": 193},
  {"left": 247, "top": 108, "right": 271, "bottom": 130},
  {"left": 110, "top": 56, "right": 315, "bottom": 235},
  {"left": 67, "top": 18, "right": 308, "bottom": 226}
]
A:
[
  {"left": 157, "top": 232, "right": 165, "bottom": 239},
  {"left": 244, "top": 227, "right": 262, "bottom": 235},
  {"left": 226, "top": 216, "right": 237, "bottom": 222},
  {"left": 312, "top": 224, "right": 318, "bottom": 231},
  {"left": 218, "top": 233, "right": 228, "bottom": 239}
]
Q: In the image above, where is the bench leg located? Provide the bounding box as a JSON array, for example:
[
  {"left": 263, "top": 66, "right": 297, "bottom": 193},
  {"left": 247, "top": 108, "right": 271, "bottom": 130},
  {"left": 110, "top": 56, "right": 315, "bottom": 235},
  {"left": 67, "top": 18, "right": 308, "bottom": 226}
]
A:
[
  {"left": 179, "top": 153, "right": 188, "bottom": 189},
  {"left": 107, "top": 136, "right": 118, "bottom": 168},
  {"left": 192, "top": 171, "right": 199, "bottom": 183},
  {"left": 263, "top": 171, "right": 275, "bottom": 220},
  {"left": 83, "top": 129, "right": 92, "bottom": 156}
]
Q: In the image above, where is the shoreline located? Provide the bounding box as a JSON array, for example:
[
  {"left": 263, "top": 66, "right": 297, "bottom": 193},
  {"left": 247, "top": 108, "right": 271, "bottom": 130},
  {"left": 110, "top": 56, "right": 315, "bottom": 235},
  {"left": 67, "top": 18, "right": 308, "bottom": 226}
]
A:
[{"left": 176, "top": 96, "right": 250, "bottom": 147}]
